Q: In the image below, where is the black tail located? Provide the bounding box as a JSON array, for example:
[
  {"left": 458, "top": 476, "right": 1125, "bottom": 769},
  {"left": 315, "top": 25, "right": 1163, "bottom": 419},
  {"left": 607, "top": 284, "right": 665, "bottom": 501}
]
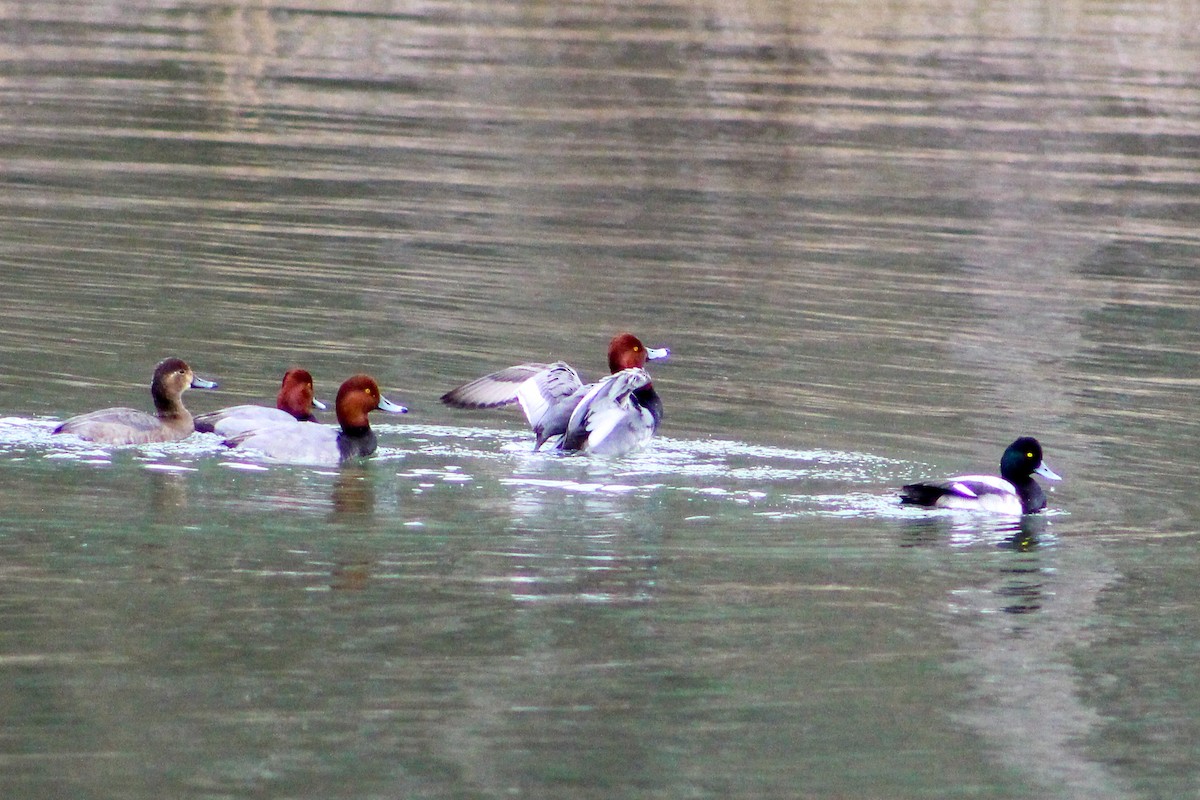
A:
[{"left": 899, "top": 483, "right": 947, "bottom": 507}]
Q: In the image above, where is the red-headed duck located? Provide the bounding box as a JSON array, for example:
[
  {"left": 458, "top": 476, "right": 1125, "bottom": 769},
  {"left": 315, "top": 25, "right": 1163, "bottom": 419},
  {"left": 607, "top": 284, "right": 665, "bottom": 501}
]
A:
[
  {"left": 441, "top": 332, "right": 669, "bottom": 455},
  {"left": 194, "top": 368, "right": 327, "bottom": 437},
  {"left": 900, "top": 437, "right": 1063, "bottom": 515},
  {"left": 53, "top": 357, "right": 219, "bottom": 445},
  {"left": 224, "top": 374, "right": 406, "bottom": 465}
]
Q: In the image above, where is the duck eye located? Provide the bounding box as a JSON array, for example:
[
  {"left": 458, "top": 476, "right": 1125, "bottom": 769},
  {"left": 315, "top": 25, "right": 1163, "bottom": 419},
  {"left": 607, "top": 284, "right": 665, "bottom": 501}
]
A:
[{"left": 1026, "top": 452, "right": 1034, "bottom": 459}]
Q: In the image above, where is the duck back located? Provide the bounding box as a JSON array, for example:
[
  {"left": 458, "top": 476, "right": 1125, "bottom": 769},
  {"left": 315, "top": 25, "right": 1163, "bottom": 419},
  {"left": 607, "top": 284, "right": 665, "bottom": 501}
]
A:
[{"left": 54, "top": 407, "right": 195, "bottom": 445}]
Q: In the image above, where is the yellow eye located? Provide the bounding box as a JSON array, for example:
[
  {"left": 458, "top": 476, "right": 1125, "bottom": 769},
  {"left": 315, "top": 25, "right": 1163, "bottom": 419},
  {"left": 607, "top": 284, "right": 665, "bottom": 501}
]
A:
[{"left": 1026, "top": 452, "right": 1034, "bottom": 458}]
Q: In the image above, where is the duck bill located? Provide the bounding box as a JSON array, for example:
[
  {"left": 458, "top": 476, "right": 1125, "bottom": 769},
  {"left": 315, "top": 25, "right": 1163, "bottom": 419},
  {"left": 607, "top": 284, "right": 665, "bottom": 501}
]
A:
[
  {"left": 377, "top": 396, "right": 408, "bottom": 414},
  {"left": 312, "top": 398, "right": 328, "bottom": 411},
  {"left": 191, "top": 375, "right": 218, "bottom": 389},
  {"left": 1034, "top": 463, "right": 1062, "bottom": 481},
  {"left": 646, "top": 346, "right": 670, "bottom": 361}
]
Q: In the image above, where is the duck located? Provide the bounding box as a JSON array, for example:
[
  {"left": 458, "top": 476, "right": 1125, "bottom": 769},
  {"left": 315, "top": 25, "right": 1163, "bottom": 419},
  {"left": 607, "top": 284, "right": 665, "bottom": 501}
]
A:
[
  {"left": 559, "top": 367, "right": 659, "bottom": 455},
  {"left": 899, "top": 436, "right": 1062, "bottom": 515},
  {"left": 194, "top": 368, "right": 326, "bottom": 437},
  {"left": 53, "top": 357, "right": 218, "bottom": 445},
  {"left": 440, "top": 332, "right": 669, "bottom": 455},
  {"left": 224, "top": 374, "right": 406, "bottom": 466}
]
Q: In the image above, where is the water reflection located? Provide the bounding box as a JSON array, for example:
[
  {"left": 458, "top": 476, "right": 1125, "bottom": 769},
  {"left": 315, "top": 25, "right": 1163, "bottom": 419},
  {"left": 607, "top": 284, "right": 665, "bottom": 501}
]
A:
[
  {"left": 329, "top": 560, "right": 372, "bottom": 591},
  {"left": 898, "top": 513, "right": 1050, "bottom": 550},
  {"left": 902, "top": 512, "right": 1132, "bottom": 797},
  {"left": 330, "top": 467, "right": 375, "bottom": 520},
  {"left": 956, "top": 542, "right": 1128, "bottom": 797},
  {"left": 3, "top": 0, "right": 1200, "bottom": 796},
  {"left": 146, "top": 469, "right": 190, "bottom": 516}
]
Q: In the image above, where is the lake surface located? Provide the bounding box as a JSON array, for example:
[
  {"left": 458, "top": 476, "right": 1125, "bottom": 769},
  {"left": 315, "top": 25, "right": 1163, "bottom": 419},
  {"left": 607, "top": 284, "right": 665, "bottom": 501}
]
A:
[{"left": 2, "top": 0, "right": 1200, "bottom": 797}]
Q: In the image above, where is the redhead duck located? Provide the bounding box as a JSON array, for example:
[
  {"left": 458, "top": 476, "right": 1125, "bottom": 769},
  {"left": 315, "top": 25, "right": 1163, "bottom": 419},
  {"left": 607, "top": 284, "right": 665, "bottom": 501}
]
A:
[
  {"left": 53, "top": 357, "right": 218, "bottom": 445},
  {"left": 194, "top": 368, "right": 327, "bottom": 437},
  {"left": 440, "top": 332, "right": 669, "bottom": 455},
  {"left": 225, "top": 374, "right": 406, "bottom": 465},
  {"left": 900, "top": 437, "right": 1063, "bottom": 515}
]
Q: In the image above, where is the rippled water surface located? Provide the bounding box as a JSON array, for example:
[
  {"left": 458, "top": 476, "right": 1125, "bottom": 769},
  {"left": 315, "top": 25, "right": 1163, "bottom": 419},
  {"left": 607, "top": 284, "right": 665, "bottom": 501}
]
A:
[{"left": 3, "top": 1, "right": 1200, "bottom": 798}]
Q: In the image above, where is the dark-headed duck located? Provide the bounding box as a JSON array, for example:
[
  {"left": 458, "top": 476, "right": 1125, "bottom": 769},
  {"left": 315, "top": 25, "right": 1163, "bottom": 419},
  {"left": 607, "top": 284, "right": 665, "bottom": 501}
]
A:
[
  {"left": 225, "top": 374, "right": 406, "bottom": 465},
  {"left": 53, "top": 357, "right": 218, "bottom": 445},
  {"left": 440, "top": 332, "right": 669, "bottom": 456},
  {"left": 194, "top": 368, "right": 326, "bottom": 437},
  {"left": 900, "top": 437, "right": 1062, "bottom": 515}
]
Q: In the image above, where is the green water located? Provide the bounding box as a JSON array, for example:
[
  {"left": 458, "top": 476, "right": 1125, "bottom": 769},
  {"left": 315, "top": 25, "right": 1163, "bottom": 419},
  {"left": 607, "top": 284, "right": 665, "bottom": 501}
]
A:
[{"left": 2, "top": 1, "right": 1200, "bottom": 797}]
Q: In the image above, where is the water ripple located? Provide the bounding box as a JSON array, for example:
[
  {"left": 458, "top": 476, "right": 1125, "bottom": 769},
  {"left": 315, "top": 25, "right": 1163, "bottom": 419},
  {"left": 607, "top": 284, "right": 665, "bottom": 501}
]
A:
[{"left": 0, "top": 416, "right": 1054, "bottom": 524}]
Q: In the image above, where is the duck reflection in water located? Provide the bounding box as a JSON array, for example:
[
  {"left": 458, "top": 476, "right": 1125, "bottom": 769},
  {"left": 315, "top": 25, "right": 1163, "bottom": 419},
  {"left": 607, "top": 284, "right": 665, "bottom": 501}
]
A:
[
  {"left": 147, "top": 469, "right": 189, "bottom": 516},
  {"left": 331, "top": 466, "right": 375, "bottom": 520},
  {"left": 899, "top": 514, "right": 1050, "bottom": 616},
  {"left": 329, "top": 468, "right": 377, "bottom": 590},
  {"left": 996, "top": 516, "right": 1049, "bottom": 616},
  {"left": 331, "top": 561, "right": 372, "bottom": 591},
  {"left": 899, "top": 513, "right": 1046, "bottom": 550}
]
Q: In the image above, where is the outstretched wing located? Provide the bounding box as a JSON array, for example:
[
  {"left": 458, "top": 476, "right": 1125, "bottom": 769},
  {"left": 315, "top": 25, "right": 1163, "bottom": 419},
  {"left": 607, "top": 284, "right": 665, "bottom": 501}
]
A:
[
  {"left": 440, "top": 363, "right": 554, "bottom": 409},
  {"left": 442, "top": 361, "right": 587, "bottom": 450},
  {"left": 514, "top": 362, "right": 586, "bottom": 447}
]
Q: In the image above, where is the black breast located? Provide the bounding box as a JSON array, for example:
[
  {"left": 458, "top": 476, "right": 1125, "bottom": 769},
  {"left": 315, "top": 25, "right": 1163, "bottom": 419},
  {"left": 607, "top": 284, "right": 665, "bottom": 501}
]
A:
[
  {"left": 633, "top": 384, "right": 663, "bottom": 430},
  {"left": 336, "top": 426, "right": 378, "bottom": 461}
]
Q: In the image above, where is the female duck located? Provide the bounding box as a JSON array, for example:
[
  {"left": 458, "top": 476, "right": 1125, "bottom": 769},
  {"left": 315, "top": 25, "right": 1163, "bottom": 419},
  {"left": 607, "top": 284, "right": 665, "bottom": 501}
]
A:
[
  {"left": 900, "top": 436, "right": 1062, "bottom": 515},
  {"left": 225, "top": 374, "right": 406, "bottom": 466},
  {"left": 194, "top": 368, "right": 326, "bottom": 437},
  {"left": 440, "top": 332, "right": 669, "bottom": 455},
  {"left": 53, "top": 357, "right": 218, "bottom": 445}
]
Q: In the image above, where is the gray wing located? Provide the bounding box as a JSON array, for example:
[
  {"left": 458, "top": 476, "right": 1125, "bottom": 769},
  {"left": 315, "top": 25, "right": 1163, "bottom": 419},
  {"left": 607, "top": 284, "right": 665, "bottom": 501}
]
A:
[
  {"left": 440, "top": 363, "right": 554, "bottom": 409},
  {"left": 514, "top": 362, "right": 587, "bottom": 448},
  {"left": 55, "top": 407, "right": 157, "bottom": 434}
]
